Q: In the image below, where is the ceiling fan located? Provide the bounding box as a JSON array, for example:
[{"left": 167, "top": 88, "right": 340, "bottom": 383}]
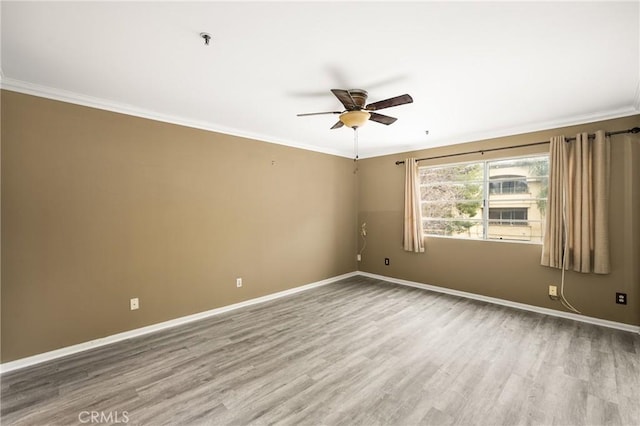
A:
[{"left": 297, "top": 89, "right": 413, "bottom": 130}]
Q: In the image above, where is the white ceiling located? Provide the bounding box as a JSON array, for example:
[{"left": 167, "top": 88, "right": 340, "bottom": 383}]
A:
[{"left": 1, "top": 1, "right": 639, "bottom": 158}]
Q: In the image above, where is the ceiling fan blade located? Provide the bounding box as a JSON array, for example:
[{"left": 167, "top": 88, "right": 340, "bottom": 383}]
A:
[
  {"left": 369, "top": 112, "right": 398, "bottom": 125},
  {"left": 297, "top": 111, "right": 342, "bottom": 117},
  {"left": 331, "top": 89, "right": 357, "bottom": 110},
  {"left": 365, "top": 94, "right": 413, "bottom": 111},
  {"left": 330, "top": 121, "right": 344, "bottom": 129}
]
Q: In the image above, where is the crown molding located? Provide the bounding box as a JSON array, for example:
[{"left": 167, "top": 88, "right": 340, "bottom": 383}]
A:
[
  {"left": 360, "top": 106, "right": 640, "bottom": 159},
  {"left": 0, "top": 77, "right": 353, "bottom": 159},
  {"left": 2, "top": 76, "right": 637, "bottom": 161}
]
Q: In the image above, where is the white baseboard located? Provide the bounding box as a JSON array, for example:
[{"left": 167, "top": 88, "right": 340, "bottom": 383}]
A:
[
  {"left": 0, "top": 272, "right": 358, "bottom": 374},
  {"left": 358, "top": 272, "right": 640, "bottom": 335},
  {"left": 4, "top": 270, "right": 636, "bottom": 374}
]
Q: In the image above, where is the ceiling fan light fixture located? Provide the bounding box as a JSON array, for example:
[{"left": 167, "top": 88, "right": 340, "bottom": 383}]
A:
[{"left": 339, "top": 110, "right": 371, "bottom": 128}]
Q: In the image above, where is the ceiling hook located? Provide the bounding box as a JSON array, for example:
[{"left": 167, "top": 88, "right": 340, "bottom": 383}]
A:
[{"left": 200, "top": 32, "right": 212, "bottom": 46}]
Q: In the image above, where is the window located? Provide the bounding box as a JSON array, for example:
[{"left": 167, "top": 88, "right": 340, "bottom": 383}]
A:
[
  {"left": 489, "top": 208, "right": 528, "bottom": 225},
  {"left": 420, "top": 155, "right": 549, "bottom": 243},
  {"left": 489, "top": 175, "right": 528, "bottom": 194}
]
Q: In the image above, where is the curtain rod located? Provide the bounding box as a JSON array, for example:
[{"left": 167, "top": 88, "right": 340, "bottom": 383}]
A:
[{"left": 394, "top": 126, "right": 640, "bottom": 165}]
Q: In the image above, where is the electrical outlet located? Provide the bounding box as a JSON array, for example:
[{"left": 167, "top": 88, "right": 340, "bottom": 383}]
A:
[
  {"left": 548, "top": 285, "right": 557, "bottom": 297},
  {"left": 384, "top": 258, "right": 390, "bottom": 266},
  {"left": 130, "top": 298, "right": 139, "bottom": 310},
  {"left": 357, "top": 254, "right": 361, "bottom": 261},
  {"left": 236, "top": 278, "right": 242, "bottom": 288},
  {"left": 616, "top": 292, "right": 627, "bottom": 305}
]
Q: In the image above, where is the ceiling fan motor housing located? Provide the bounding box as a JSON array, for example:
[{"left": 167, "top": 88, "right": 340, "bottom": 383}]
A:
[{"left": 347, "top": 89, "right": 368, "bottom": 110}]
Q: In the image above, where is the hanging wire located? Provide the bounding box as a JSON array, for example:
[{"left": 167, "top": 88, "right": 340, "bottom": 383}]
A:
[
  {"left": 548, "top": 138, "right": 580, "bottom": 313},
  {"left": 359, "top": 222, "right": 367, "bottom": 257},
  {"left": 353, "top": 127, "right": 359, "bottom": 174}
]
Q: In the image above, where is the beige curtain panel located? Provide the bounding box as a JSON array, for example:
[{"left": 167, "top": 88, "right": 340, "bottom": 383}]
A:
[
  {"left": 541, "top": 130, "right": 610, "bottom": 274},
  {"left": 541, "top": 136, "right": 567, "bottom": 269},
  {"left": 403, "top": 158, "right": 425, "bottom": 253}
]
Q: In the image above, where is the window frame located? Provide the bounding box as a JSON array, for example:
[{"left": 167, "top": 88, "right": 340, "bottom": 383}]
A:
[{"left": 419, "top": 153, "right": 549, "bottom": 244}]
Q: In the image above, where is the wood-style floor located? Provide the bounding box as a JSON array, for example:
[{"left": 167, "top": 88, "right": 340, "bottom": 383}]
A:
[{"left": 2, "top": 276, "right": 639, "bottom": 425}]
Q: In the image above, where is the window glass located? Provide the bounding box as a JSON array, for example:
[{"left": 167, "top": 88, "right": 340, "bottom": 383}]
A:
[{"left": 420, "top": 154, "right": 549, "bottom": 243}]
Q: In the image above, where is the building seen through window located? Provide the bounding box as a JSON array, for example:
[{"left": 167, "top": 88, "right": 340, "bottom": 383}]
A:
[{"left": 489, "top": 175, "right": 528, "bottom": 194}]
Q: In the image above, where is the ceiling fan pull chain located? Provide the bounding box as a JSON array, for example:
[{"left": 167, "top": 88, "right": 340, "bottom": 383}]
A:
[{"left": 354, "top": 127, "right": 359, "bottom": 161}]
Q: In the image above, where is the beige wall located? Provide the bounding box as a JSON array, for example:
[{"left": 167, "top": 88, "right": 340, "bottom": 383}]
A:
[
  {"left": 358, "top": 115, "right": 640, "bottom": 326},
  {"left": 2, "top": 90, "right": 638, "bottom": 364},
  {"left": 1, "top": 91, "right": 358, "bottom": 362}
]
